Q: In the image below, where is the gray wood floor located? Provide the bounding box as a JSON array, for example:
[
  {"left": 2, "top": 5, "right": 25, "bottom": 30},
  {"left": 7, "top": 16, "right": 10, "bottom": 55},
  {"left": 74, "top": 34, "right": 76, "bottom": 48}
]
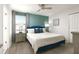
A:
[{"left": 6, "top": 41, "right": 74, "bottom": 54}]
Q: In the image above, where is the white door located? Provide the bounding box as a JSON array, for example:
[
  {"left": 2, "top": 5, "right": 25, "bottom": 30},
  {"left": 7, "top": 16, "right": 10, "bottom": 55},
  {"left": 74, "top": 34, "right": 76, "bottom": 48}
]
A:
[
  {"left": 69, "top": 13, "right": 79, "bottom": 43},
  {"left": 3, "top": 5, "right": 10, "bottom": 50}
]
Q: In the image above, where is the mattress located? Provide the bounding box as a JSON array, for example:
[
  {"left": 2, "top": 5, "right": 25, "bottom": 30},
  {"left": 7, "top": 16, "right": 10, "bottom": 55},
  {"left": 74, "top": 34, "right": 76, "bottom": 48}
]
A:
[{"left": 27, "top": 32, "right": 65, "bottom": 53}]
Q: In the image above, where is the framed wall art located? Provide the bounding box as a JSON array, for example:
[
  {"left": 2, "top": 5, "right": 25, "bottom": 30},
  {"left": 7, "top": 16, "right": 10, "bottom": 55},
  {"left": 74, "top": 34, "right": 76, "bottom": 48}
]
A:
[{"left": 53, "top": 18, "right": 59, "bottom": 26}]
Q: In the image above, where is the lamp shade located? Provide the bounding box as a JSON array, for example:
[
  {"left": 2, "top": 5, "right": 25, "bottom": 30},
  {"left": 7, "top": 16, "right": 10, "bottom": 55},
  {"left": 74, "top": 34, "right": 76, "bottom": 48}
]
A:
[{"left": 45, "top": 23, "right": 49, "bottom": 27}]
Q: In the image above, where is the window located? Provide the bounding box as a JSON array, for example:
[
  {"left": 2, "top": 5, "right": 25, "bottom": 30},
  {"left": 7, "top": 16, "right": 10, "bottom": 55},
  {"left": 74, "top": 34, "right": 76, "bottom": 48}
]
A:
[{"left": 15, "top": 14, "right": 26, "bottom": 33}]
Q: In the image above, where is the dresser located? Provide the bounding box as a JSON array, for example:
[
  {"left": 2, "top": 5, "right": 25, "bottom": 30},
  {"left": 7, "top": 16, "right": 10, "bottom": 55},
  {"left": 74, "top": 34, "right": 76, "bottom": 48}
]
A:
[
  {"left": 16, "top": 32, "right": 26, "bottom": 43},
  {"left": 71, "top": 32, "right": 79, "bottom": 54}
]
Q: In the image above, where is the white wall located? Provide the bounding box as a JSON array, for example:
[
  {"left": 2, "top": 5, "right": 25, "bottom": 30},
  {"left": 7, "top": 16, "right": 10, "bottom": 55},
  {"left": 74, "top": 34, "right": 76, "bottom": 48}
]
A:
[
  {"left": 3, "top": 4, "right": 12, "bottom": 51},
  {"left": 49, "top": 7, "right": 79, "bottom": 43},
  {"left": 0, "top": 5, "right": 3, "bottom": 45},
  {"left": 49, "top": 14, "right": 70, "bottom": 43}
]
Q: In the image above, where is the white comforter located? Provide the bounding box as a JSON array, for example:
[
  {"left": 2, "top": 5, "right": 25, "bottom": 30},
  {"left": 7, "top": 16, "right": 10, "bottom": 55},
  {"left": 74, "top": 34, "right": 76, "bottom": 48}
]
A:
[{"left": 27, "top": 32, "right": 65, "bottom": 53}]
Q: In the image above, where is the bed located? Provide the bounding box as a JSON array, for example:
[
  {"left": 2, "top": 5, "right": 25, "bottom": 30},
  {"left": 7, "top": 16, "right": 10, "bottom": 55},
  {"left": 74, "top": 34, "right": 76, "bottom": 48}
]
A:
[{"left": 26, "top": 26, "right": 65, "bottom": 53}]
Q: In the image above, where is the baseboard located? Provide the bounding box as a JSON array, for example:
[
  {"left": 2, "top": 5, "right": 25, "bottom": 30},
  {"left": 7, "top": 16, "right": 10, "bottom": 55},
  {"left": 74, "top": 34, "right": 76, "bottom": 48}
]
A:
[
  {"left": 65, "top": 40, "right": 72, "bottom": 44},
  {"left": 2, "top": 45, "right": 11, "bottom": 54},
  {"left": 3, "top": 47, "right": 8, "bottom": 54},
  {"left": 3, "top": 43, "right": 12, "bottom": 54}
]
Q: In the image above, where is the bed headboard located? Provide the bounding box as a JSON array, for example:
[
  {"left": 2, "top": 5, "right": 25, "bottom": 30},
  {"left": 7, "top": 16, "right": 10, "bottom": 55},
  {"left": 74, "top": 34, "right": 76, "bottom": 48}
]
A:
[{"left": 27, "top": 26, "right": 45, "bottom": 29}]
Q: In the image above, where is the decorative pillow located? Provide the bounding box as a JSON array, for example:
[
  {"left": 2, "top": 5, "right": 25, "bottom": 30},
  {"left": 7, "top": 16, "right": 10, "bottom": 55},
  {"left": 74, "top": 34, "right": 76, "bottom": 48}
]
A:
[
  {"left": 27, "top": 29, "right": 34, "bottom": 33},
  {"left": 40, "top": 28, "right": 43, "bottom": 33},
  {"left": 34, "top": 28, "right": 43, "bottom": 33},
  {"left": 34, "top": 28, "right": 39, "bottom": 33}
]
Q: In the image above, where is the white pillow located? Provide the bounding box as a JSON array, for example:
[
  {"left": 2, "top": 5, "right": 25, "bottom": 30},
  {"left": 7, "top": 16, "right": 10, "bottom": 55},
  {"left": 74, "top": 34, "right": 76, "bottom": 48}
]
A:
[
  {"left": 43, "top": 28, "right": 47, "bottom": 32},
  {"left": 27, "top": 29, "right": 34, "bottom": 33}
]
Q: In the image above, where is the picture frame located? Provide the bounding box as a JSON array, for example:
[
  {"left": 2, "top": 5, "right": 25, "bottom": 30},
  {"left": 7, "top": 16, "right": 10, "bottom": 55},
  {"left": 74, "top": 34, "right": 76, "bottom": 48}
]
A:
[{"left": 53, "top": 18, "right": 59, "bottom": 26}]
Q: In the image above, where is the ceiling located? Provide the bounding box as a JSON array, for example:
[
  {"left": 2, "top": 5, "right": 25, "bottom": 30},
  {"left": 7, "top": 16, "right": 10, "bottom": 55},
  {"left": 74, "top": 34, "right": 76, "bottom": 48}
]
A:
[{"left": 10, "top": 4, "right": 79, "bottom": 16}]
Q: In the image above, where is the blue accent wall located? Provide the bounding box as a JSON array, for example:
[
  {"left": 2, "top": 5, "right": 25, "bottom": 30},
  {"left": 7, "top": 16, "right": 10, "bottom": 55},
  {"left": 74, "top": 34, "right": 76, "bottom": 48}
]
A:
[
  {"left": 29, "top": 14, "right": 48, "bottom": 27},
  {"left": 15, "top": 12, "right": 49, "bottom": 27}
]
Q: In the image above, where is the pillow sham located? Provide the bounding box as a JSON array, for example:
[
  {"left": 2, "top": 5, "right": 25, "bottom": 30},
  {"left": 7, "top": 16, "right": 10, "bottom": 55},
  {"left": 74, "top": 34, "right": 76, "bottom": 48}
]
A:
[
  {"left": 43, "top": 28, "right": 47, "bottom": 32},
  {"left": 27, "top": 29, "right": 34, "bottom": 33}
]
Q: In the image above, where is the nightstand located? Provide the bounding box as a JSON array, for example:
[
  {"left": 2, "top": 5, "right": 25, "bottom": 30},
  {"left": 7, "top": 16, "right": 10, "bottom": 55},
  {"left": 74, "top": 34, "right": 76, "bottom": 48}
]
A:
[{"left": 15, "top": 32, "right": 26, "bottom": 43}]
